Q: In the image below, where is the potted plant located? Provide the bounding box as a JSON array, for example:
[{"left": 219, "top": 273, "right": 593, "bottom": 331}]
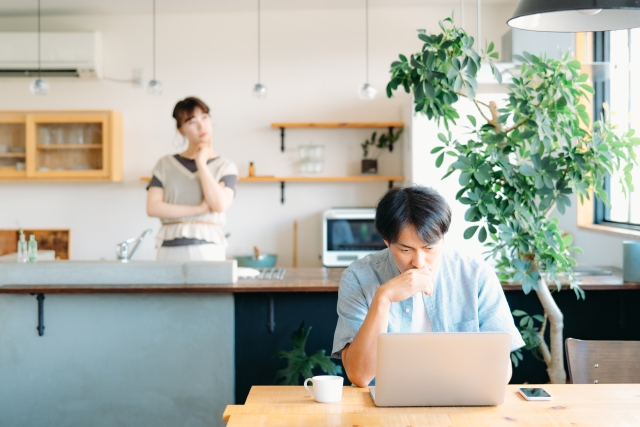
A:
[
  {"left": 361, "top": 129, "right": 404, "bottom": 174},
  {"left": 386, "top": 17, "right": 640, "bottom": 383},
  {"left": 272, "top": 322, "right": 343, "bottom": 385}
]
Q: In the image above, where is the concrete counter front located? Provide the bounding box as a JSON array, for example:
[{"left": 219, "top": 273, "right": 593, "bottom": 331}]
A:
[{"left": 0, "top": 260, "right": 238, "bottom": 427}]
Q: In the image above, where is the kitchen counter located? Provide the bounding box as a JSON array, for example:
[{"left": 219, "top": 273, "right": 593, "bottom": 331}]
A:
[{"left": 0, "top": 264, "right": 638, "bottom": 294}]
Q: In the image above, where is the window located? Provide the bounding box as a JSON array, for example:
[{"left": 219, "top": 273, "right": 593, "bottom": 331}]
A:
[{"left": 594, "top": 29, "right": 640, "bottom": 231}]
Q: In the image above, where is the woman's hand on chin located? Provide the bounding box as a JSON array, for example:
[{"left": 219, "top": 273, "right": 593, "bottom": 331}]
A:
[{"left": 194, "top": 143, "right": 210, "bottom": 166}]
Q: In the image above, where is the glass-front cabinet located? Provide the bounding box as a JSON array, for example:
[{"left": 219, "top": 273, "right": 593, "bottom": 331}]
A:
[{"left": 0, "top": 111, "right": 122, "bottom": 181}]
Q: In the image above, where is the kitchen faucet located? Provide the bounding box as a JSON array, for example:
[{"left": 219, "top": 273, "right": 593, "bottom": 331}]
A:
[{"left": 116, "top": 229, "right": 153, "bottom": 262}]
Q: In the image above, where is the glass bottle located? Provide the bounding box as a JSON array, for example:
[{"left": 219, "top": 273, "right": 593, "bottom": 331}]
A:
[
  {"left": 28, "top": 235, "right": 38, "bottom": 263},
  {"left": 17, "top": 230, "right": 28, "bottom": 263},
  {"left": 249, "top": 162, "right": 255, "bottom": 177}
]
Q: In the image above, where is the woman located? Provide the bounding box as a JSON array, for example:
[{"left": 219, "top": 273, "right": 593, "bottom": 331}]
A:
[{"left": 146, "top": 97, "right": 238, "bottom": 261}]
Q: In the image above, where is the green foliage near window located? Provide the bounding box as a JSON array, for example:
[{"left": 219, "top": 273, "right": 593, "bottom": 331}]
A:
[
  {"left": 272, "top": 322, "right": 343, "bottom": 385},
  {"left": 386, "top": 16, "right": 640, "bottom": 383},
  {"left": 361, "top": 129, "right": 404, "bottom": 159}
]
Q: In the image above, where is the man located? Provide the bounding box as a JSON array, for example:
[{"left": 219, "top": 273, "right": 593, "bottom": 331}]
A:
[{"left": 332, "top": 186, "right": 525, "bottom": 387}]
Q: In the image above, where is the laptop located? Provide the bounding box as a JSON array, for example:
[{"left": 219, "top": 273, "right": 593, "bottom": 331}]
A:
[{"left": 369, "top": 332, "right": 512, "bottom": 407}]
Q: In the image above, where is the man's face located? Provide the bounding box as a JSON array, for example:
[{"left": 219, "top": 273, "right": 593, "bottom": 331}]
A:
[{"left": 385, "top": 226, "right": 444, "bottom": 274}]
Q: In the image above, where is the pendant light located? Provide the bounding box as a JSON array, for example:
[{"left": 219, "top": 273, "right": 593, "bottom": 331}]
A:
[
  {"left": 252, "top": 0, "right": 267, "bottom": 99},
  {"left": 508, "top": 0, "right": 640, "bottom": 32},
  {"left": 359, "top": 0, "right": 376, "bottom": 100},
  {"left": 30, "top": 0, "right": 48, "bottom": 96},
  {"left": 147, "top": 0, "right": 162, "bottom": 95}
]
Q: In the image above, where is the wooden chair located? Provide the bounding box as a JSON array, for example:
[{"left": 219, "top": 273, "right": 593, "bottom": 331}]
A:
[{"left": 565, "top": 338, "right": 640, "bottom": 384}]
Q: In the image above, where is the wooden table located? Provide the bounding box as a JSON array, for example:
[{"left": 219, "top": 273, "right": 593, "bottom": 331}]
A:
[{"left": 223, "top": 384, "right": 640, "bottom": 426}]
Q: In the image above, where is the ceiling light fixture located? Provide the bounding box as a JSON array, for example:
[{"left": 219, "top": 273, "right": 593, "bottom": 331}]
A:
[
  {"left": 30, "top": 0, "right": 48, "bottom": 96},
  {"left": 358, "top": 0, "right": 376, "bottom": 100},
  {"left": 147, "top": 0, "right": 162, "bottom": 95},
  {"left": 252, "top": 0, "right": 267, "bottom": 99},
  {"left": 508, "top": 0, "right": 640, "bottom": 32}
]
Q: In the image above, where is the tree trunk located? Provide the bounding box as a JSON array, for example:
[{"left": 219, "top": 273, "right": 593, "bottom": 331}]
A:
[{"left": 535, "top": 275, "right": 567, "bottom": 384}]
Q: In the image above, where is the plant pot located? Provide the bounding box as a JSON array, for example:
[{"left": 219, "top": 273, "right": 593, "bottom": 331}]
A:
[{"left": 361, "top": 159, "right": 378, "bottom": 174}]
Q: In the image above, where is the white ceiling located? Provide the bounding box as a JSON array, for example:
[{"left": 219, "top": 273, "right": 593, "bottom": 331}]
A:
[{"left": 0, "top": 0, "right": 518, "bottom": 16}]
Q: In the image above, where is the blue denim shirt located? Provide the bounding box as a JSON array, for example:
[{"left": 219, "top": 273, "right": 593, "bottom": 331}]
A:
[{"left": 332, "top": 248, "right": 525, "bottom": 359}]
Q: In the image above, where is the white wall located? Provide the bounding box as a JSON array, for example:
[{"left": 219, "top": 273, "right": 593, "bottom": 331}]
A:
[{"left": 0, "top": 5, "right": 515, "bottom": 265}]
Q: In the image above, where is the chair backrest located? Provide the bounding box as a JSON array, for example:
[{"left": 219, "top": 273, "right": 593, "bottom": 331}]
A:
[{"left": 565, "top": 338, "right": 640, "bottom": 384}]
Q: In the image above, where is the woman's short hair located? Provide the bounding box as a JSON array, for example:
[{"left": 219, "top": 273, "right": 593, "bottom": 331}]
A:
[
  {"left": 375, "top": 186, "right": 451, "bottom": 245},
  {"left": 172, "top": 97, "right": 210, "bottom": 128}
]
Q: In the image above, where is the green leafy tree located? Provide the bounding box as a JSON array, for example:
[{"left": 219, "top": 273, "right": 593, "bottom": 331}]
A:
[
  {"left": 272, "top": 322, "right": 343, "bottom": 385},
  {"left": 386, "top": 17, "right": 640, "bottom": 383}
]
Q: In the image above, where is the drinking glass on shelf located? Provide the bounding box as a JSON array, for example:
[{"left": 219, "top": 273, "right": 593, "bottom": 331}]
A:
[
  {"left": 70, "top": 125, "right": 84, "bottom": 145},
  {"left": 51, "top": 125, "right": 64, "bottom": 145},
  {"left": 38, "top": 126, "right": 51, "bottom": 145}
]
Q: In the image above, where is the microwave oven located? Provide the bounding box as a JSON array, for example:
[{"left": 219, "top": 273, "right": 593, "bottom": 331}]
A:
[{"left": 322, "top": 208, "right": 387, "bottom": 267}]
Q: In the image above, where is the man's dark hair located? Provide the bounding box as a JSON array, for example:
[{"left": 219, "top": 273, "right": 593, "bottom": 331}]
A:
[{"left": 375, "top": 186, "right": 451, "bottom": 245}]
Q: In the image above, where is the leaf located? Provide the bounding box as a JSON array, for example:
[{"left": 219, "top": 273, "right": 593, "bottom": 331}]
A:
[
  {"left": 459, "top": 171, "right": 472, "bottom": 186},
  {"left": 463, "top": 225, "right": 479, "bottom": 239},
  {"left": 567, "top": 60, "right": 581, "bottom": 69},
  {"left": 464, "top": 80, "right": 476, "bottom": 99},
  {"left": 454, "top": 75, "right": 463, "bottom": 92},
  {"left": 512, "top": 309, "right": 528, "bottom": 317},
  {"left": 436, "top": 152, "right": 445, "bottom": 167},
  {"left": 467, "top": 115, "right": 477, "bottom": 127},
  {"left": 424, "top": 80, "right": 435, "bottom": 99},
  {"left": 519, "top": 164, "right": 536, "bottom": 176},
  {"left": 464, "top": 207, "right": 478, "bottom": 222},
  {"left": 487, "top": 41, "right": 494, "bottom": 53},
  {"left": 431, "top": 146, "right": 444, "bottom": 154},
  {"left": 438, "top": 133, "right": 448, "bottom": 143},
  {"left": 478, "top": 226, "right": 487, "bottom": 243}
]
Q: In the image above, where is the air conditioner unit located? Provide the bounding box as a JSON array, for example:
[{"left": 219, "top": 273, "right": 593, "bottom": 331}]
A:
[{"left": 0, "top": 32, "right": 102, "bottom": 79}]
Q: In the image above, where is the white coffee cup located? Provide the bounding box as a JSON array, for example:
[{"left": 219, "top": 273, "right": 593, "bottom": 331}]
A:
[{"left": 303, "top": 375, "right": 343, "bottom": 403}]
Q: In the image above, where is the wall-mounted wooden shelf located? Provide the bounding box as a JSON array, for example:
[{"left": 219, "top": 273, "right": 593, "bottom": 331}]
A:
[
  {"left": 271, "top": 122, "right": 404, "bottom": 129},
  {"left": 36, "top": 144, "right": 102, "bottom": 150},
  {"left": 240, "top": 175, "right": 403, "bottom": 183},
  {"left": 270, "top": 122, "right": 404, "bottom": 152},
  {"left": 140, "top": 175, "right": 405, "bottom": 204},
  {"left": 0, "top": 152, "right": 25, "bottom": 158}
]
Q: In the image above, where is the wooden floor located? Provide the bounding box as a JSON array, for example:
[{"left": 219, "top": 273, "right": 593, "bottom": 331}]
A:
[{"left": 224, "top": 384, "right": 640, "bottom": 426}]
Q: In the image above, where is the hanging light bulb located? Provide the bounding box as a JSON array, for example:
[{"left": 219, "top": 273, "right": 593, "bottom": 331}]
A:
[
  {"left": 359, "top": 83, "right": 377, "bottom": 100},
  {"left": 147, "top": 0, "right": 162, "bottom": 96},
  {"left": 252, "top": 0, "right": 267, "bottom": 99},
  {"left": 30, "top": 0, "right": 48, "bottom": 96},
  {"left": 147, "top": 79, "right": 163, "bottom": 96},
  {"left": 30, "top": 78, "right": 49, "bottom": 96},
  {"left": 252, "top": 83, "right": 267, "bottom": 99},
  {"left": 359, "top": 0, "right": 376, "bottom": 100}
]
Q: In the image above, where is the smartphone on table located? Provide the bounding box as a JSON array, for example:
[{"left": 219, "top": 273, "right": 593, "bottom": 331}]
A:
[{"left": 518, "top": 387, "right": 552, "bottom": 401}]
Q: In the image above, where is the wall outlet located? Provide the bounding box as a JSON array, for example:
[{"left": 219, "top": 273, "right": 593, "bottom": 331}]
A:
[{"left": 132, "top": 69, "right": 144, "bottom": 88}]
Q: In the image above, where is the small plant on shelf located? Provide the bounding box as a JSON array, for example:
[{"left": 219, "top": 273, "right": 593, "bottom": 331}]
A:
[
  {"left": 361, "top": 129, "right": 404, "bottom": 174},
  {"left": 272, "top": 322, "right": 343, "bottom": 385}
]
